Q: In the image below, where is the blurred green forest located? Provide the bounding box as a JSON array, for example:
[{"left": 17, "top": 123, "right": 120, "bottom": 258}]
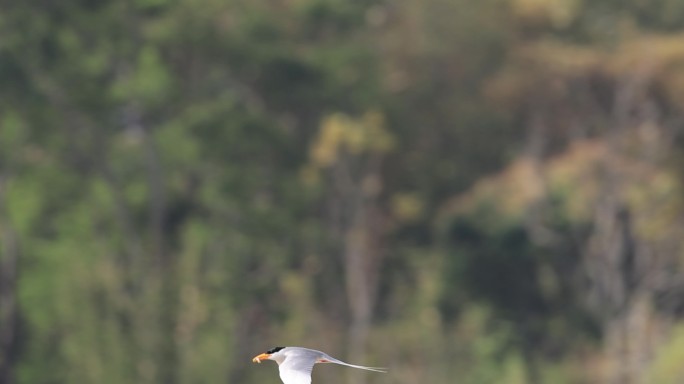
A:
[{"left": 3, "top": 0, "right": 684, "bottom": 383}]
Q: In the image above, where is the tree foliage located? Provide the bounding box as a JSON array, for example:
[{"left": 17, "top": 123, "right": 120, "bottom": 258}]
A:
[{"left": 2, "top": 1, "right": 684, "bottom": 384}]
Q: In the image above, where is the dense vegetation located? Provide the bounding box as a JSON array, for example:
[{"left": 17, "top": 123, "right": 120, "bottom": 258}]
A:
[{"left": 2, "top": 0, "right": 684, "bottom": 383}]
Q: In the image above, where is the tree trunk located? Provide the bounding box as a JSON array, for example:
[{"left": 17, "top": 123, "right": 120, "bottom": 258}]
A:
[
  {"left": 328, "top": 149, "right": 385, "bottom": 384},
  {"left": 0, "top": 176, "right": 20, "bottom": 384}
]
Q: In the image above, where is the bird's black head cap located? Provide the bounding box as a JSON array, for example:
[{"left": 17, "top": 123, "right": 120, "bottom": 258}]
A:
[{"left": 266, "top": 346, "right": 285, "bottom": 354}]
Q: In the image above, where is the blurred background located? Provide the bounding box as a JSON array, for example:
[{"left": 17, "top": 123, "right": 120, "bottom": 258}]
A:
[{"left": 2, "top": 0, "right": 684, "bottom": 383}]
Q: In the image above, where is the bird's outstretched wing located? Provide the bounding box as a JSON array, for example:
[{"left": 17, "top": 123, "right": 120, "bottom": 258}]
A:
[
  {"left": 319, "top": 352, "right": 388, "bottom": 373},
  {"left": 279, "top": 365, "right": 314, "bottom": 384},
  {"left": 278, "top": 348, "right": 318, "bottom": 384},
  {"left": 263, "top": 346, "right": 387, "bottom": 384}
]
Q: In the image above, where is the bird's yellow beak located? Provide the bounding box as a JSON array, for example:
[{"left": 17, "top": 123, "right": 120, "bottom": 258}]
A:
[{"left": 252, "top": 353, "right": 271, "bottom": 363}]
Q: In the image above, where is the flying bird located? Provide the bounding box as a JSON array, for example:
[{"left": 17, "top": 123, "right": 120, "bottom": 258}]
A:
[{"left": 252, "top": 346, "right": 387, "bottom": 384}]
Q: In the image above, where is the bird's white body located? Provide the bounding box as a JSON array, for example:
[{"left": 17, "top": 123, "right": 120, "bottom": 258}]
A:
[{"left": 253, "top": 346, "right": 386, "bottom": 384}]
